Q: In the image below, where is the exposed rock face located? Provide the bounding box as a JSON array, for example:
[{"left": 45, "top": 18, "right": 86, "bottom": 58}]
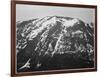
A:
[{"left": 16, "top": 16, "right": 94, "bottom": 72}]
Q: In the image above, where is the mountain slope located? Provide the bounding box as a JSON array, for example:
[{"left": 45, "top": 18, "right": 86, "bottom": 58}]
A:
[{"left": 16, "top": 16, "right": 94, "bottom": 72}]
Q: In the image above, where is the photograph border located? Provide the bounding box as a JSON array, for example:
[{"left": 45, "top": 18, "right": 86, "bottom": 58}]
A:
[{"left": 11, "top": 0, "right": 97, "bottom": 77}]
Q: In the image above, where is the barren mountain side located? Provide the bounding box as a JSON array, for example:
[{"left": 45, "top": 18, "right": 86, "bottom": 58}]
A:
[{"left": 16, "top": 16, "right": 94, "bottom": 72}]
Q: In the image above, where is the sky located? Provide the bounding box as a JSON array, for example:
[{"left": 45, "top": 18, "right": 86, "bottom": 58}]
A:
[{"left": 16, "top": 4, "right": 95, "bottom": 23}]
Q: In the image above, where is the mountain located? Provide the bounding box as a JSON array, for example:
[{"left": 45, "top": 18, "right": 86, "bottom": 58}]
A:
[{"left": 16, "top": 16, "right": 94, "bottom": 72}]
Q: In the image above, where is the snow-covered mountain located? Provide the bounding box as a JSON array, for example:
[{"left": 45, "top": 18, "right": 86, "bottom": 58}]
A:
[{"left": 16, "top": 16, "right": 94, "bottom": 72}]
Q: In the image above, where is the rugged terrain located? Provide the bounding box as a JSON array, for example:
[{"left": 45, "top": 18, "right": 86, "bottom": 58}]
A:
[{"left": 16, "top": 16, "right": 94, "bottom": 72}]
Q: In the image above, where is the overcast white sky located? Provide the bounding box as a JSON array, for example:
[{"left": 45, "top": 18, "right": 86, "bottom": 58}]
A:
[{"left": 16, "top": 4, "right": 95, "bottom": 23}]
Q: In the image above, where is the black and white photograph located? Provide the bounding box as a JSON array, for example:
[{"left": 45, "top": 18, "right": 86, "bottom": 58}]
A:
[{"left": 11, "top": 1, "right": 97, "bottom": 75}]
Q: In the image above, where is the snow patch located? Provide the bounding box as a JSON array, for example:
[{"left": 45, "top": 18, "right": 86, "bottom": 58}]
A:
[
  {"left": 62, "top": 18, "right": 79, "bottom": 27},
  {"left": 19, "top": 59, "right": 31, "bottom": 70}
]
